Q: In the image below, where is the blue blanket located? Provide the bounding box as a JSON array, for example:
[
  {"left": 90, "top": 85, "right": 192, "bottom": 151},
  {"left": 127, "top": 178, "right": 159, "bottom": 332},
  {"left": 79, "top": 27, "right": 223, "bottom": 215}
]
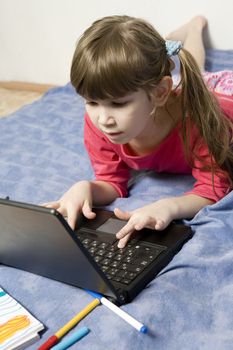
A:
[{"left": 0, "top": 49, "right": 233, "bottom": 349}]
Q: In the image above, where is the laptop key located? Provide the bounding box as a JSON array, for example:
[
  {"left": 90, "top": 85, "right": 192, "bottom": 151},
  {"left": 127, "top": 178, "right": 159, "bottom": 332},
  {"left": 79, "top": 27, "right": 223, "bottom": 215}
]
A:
[
  {"left": 101, "top": 258, "right": 111, "bottom": 266},
  {"left": 108, "top": 268, "right": 118, "bottom": 276},
  {"left": 90, "top": 240, "right": 100, "bottom": 248},
  {"left": 139, "top": 260, "right": 150, "bottom": 267},
  {"left": 121, "top": 279, "right": 131, "bottom": 285},
  {"left": 123, "top": 256, "right": 134, "bottom": 263},
  {"left": 106, "top": 251, "right": 115, "bottom": 259},
  {"left": 99, "top": 242, "right": 110, "bottom": 249},
  {"left": 121, "top": 263, "right": 144, "bottom": 273},
  {"left": 94, "top": 255, "right": 102, "bottom": 263},
  {"left": 96, "top": 249, "right": 106, "bottom": 256},
  {"left": 111, "top": 260, "right": 121, "bottom": 268},
  {"left": 106, "top": 243, "right": 119, "bottom": 252},
  {"left": 81, "top": 238, "right": 91, "bottom": 245},
  {"left": 107, "top": 246, "right": 116, "bottom": 252},
  {"left": 116, "top": 270, "right": 127, "bottom": 278},
  {"left": 101, "top": 266, "right": 109, "bottom": 272},
  {"left": 115, "top": 254, "right": 123, "bottom": 261},
  {"left": 112, "top": 276, "right": 122, "bottom": 283},
  {"left": 88, "top": 247, "right": 97, "bottom": 255},
  {"left": 128, "top": 272, "right": 137, "bottom": 280}
]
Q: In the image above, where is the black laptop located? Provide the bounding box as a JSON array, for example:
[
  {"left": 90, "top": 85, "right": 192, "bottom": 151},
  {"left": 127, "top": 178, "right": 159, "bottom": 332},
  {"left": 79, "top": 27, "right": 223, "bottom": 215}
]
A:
[{"left": 0, "top": 198, "right": 193, "bottom": 305}]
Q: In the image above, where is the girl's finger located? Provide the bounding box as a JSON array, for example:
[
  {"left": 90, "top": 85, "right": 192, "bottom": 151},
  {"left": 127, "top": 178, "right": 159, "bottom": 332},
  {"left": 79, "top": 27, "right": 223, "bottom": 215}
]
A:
[
  {"left": 114, "top": 207, "right": 132, "bottom": 221},
  {"left": 117, "top": 232, "right": 132, "bottom": 249},
  {"left": 82, "top": 200, "right": 96, "bottom": 219},
  {"left": 42, "top": 201, "right": 60, "bottom": 209},
  {"left": 116, "top": 220, "right": 135, "bottom": 240},
  {"left": 154, "top": 219, "right": 166, "bottom": 230}
]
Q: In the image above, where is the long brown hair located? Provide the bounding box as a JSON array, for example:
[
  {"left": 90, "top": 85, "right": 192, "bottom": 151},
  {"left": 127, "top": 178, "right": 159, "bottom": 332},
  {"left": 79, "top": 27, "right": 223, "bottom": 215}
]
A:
[
  {"left": 178, "top": 48, "right": 233, "bottom": 185},
  {"left": 71, "top": 15, "right": 233, "bottom": 187}
]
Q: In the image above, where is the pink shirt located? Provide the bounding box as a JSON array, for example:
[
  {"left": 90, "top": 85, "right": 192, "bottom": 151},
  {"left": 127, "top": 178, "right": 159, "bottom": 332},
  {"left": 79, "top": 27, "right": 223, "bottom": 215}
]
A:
[{"left": 84, "top": 93, "right": 233, "bottom": 202}]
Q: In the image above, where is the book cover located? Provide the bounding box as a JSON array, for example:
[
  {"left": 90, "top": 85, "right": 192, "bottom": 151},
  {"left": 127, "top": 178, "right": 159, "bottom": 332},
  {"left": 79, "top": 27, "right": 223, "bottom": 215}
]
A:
[{"left": 0, "top": 287, "right": 44, "bottom": 350}]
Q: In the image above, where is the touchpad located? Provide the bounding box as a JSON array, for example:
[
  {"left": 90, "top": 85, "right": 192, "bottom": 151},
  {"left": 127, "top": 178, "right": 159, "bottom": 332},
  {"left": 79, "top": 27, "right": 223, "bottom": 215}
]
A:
[{"left": 96, "top": 218, "right": 126, "bottom": 234}]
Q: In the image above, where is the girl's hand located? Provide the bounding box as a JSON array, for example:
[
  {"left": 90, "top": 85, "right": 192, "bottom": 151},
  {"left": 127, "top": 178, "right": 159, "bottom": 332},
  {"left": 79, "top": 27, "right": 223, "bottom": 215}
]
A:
[
  {"left": 114, "top": 198, "right": 177, "bottom": 248},
  {"left": 43, "top": 180, "right": 96, "bottom": 229}
]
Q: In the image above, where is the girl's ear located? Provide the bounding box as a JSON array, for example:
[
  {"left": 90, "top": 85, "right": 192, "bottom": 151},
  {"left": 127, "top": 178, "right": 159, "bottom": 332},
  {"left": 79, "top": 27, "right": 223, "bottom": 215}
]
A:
[{"left": 152, "top": 76, "right": 173, "bottom": 106}]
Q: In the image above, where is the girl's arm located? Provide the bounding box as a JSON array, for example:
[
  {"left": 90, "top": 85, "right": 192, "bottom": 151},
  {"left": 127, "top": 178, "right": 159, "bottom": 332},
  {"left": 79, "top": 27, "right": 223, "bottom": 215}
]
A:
[
  {"left": 115, "top": 194, "right": 213, "bottom": 248},
  {"left": 91, "top": 180, "right": 120, "bottom": 205}
]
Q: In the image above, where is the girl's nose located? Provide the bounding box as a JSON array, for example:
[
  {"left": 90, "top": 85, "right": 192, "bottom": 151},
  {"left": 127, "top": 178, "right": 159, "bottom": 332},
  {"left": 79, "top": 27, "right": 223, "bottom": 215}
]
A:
[{"left": 98, "top": 109, "right": 115, "bottom": 126}]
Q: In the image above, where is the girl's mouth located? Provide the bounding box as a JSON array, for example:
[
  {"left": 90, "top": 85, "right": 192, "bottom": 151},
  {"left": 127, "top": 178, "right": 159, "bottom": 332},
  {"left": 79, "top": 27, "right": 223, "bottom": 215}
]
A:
[{"left": 103, "top": 131, "right": 123, "bottom": 137}]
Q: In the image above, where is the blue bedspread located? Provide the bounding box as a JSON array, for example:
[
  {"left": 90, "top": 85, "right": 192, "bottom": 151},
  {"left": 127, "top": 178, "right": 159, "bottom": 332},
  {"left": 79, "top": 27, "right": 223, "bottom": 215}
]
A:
[{"left": 0, "top": 49, "right": 233, "bottom": 349}]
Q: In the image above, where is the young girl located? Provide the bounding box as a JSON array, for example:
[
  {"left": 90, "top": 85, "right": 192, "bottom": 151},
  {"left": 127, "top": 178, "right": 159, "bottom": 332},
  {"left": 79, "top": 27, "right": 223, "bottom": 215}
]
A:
[{"left": 45, "top": 15, "right": 233, "bottom": 248}]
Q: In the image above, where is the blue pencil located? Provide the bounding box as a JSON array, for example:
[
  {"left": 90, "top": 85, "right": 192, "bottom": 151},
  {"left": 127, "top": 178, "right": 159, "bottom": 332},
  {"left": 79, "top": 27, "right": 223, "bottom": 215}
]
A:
[{"left": 50, "top": 327, "right": 90, "bottom": 350}]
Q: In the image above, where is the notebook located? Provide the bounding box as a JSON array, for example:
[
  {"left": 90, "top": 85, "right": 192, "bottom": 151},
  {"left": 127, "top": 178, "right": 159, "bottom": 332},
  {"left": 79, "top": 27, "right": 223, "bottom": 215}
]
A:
[
  {"left": 0, "top": 287, "right": 44, "bottom": 350},
  {"left": 0, "top": 198, "right": 193, "bottom": 305}
]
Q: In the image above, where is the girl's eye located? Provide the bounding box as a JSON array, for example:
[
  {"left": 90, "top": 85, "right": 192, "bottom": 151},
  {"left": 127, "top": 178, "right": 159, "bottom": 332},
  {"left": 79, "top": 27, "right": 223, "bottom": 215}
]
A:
[
  {"left": 85, "top": 100, "right": 128, "bottom": 107},
  {"left": 112, "top": 101, "right": 128, "bottom": 107},
  {"left": 86, "top": 101, "right": 98, "bottom": 106}
]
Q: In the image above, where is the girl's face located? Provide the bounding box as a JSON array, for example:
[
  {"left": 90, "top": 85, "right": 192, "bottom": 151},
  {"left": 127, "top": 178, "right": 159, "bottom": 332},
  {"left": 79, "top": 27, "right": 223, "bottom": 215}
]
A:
[{"left": 85, "top": 89, "right": 155, "bottom": 144}]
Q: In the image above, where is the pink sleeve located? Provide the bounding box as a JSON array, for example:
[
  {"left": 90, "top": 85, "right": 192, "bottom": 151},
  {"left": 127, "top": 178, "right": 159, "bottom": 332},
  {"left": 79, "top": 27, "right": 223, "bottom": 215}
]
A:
[
  {"left": 185, "top": 141, "right": 231, "bottom": 202},
  {"left": 216, "top": 93, "right": 233, "bottom": 120},
  {"left": 84, "top": 113, "right": 130, "bottom": 197},
  {"left": 185, "top": 95, "right": 233, "bottom": 202}
]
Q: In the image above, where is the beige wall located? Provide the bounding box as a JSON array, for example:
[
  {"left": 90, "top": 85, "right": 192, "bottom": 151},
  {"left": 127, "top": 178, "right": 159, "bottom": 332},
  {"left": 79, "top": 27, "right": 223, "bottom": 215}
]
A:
[{"left": 0, "top": 0, "right": 232, "bottom": 85}]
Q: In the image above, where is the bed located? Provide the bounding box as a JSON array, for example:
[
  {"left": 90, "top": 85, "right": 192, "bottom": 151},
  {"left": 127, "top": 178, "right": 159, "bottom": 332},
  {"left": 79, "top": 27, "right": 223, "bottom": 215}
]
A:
[{"left": 0, "top": 49, "right": 233, "bottom": 350}]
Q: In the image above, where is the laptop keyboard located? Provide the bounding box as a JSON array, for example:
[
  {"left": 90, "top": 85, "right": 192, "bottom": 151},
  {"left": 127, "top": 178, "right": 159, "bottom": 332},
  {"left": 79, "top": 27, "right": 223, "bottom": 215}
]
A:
[{"left": 77, "top": 233, "right": 166, "bottom": 285}]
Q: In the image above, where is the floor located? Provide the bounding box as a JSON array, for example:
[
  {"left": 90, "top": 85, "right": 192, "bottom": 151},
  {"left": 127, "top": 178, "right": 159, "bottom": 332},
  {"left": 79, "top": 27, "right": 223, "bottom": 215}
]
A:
[{"left": 0, "top": 87, "right": 44, "bottom": 117}]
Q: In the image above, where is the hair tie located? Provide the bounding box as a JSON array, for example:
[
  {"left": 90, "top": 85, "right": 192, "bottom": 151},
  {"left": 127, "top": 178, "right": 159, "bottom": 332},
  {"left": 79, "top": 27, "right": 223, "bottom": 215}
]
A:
[{"left": 165, "top": 40, "right": 182, "bottom": 57}]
